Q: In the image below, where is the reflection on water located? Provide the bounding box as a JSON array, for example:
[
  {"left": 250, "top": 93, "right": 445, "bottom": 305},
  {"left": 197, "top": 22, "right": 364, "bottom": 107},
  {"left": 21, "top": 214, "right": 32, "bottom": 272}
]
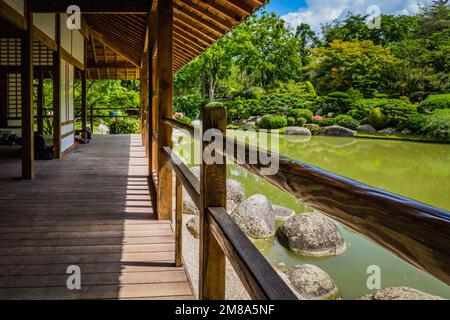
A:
[{"left": 177, "top": 131, "right": 450, "bottom": 299}]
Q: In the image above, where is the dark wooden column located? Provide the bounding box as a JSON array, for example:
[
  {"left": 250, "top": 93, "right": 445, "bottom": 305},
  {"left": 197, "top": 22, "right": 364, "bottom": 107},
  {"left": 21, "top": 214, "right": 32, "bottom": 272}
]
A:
[
  {"left": 156, "top": 0, "right": 173, "bottom": 220},
  {"left": 53, "top": 14, "right": 61, "bottom": 159},
  {"left": 199, "top": 104, "right": 227, "bottom": 300},
  {"left": 81, "top": 70, "right": 87, "bottom": 139},
  {"left": 37, "top": 72, "right": 44, "bottom": 136},
  {"left": 21, "top": 1, "right": 34, "bottom": 179},
  {"left": 148, "top": 11, "right": 157, "bottom": 179},
  {"left": 0, "top": 73, "right": 7, "bottom": 128}
]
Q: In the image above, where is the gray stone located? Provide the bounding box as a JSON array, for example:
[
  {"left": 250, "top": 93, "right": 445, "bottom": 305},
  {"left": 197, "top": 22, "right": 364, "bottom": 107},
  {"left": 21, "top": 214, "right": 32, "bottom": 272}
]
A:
[
  {"left": 358, "top": 287, "right": 445, "bottom": 300},
  {"left": 378, "top": 128, "right": 397, "bottom": 134},
  {"left": 226, "top": 179, "right": 245, "bottom": 204},
  {"left": 282, "top": 264, "right": 339, "bottom": 300},
  {"left": 358, "top": 124, "right": 377, "bottom": 134},
  {"left": 186, "top": 216, "right": 199, "bottom": 239},
  {"left": 277, "top": 212, "right": 347, "bottom": 257},
  {"left": 244, "top": 122, "right": 256, "bottom": 130},
  {"left": 401, "top": 128, "right": 413, "bottom": 135},
  {"left": 231, "top": 195, "right": 275, "bottom": 239},
  {"left": 323, "top": 126, "right": 356, "bottom": 137},
  {"left": 273, "top": 205, "right": 296, "bottom": 221},
  {"left": 183, "top": 188, "right": 200, "bottom": 215},
  {"left": 283, "top": 127, "right": 312, "bottom": 136}
]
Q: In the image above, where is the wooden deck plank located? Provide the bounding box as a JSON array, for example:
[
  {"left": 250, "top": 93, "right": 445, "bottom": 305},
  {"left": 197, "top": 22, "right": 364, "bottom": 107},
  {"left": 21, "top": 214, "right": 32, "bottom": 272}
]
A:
[{"left": 0, "top": 135, "right": 194, "bottom": 300}]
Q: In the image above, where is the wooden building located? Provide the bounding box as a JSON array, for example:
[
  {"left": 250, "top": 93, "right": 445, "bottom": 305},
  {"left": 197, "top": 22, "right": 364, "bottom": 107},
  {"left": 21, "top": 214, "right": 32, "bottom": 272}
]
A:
[{"left": 0, "top": 0, "right": 449, "bottom": 301}]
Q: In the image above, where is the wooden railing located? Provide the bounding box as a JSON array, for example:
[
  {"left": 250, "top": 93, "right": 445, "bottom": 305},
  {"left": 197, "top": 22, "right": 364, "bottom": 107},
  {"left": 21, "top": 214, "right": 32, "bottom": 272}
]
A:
[{"left": 161, "top": 103, "right": 450, "bottom": 300}]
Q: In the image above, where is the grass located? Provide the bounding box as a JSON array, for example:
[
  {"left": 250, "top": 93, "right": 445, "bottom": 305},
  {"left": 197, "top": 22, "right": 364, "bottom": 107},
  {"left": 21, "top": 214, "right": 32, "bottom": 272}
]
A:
[{"left": 356, "top": 132, "right": 450, "bottom": 144}]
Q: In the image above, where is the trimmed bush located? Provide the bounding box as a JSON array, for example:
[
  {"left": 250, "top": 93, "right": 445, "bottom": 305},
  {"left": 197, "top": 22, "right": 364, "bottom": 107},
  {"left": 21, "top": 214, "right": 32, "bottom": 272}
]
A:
[
  {"left": 335, "top": 115, "right": 360, "bottom": 130},
  {"left": 287, "top": 109, "right": 314, "bottom": 122},
  {"left": 305, "top": 124, "right": 322, "bottom": 135},
  {"left": 418, "top": 94, "right": 450, "bottom": 114},
  {"left": 318, "top": 118, "right": 336, "bottom": 127},
  {"left": 269, "top": 116, "right": 288, "bottom": 129},
  {"left": 259, "top": 115, "right": 273, "bottom": 130},
  {"left": 244, "top": 87, "right": 267, "bottom": 99},
  {"left": 296, "top": 117, "right": 307, "bottom": 127},
  {"left": 368, "top": 107, "right": 387, "bottom": 130},
  {"left": 287, "top": 117, "right": 296, "bottom": 126},
  {"left": 404, "top": 113, "right": 428, "bottom": 133},
  {"left": 421, "top": 110, "right": 450, "bottom": 141}
]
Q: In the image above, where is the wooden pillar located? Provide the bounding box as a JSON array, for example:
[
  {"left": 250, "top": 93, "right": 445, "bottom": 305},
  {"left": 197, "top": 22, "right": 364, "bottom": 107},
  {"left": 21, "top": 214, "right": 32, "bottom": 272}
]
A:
[
  {"left": 199, "top": 104, "right": 227, "bottom": 300},
  {"left": 21, "top": 1, "right": 34, "bottom": 179},
  {"left": 37, "top": 72, "right": 44, "bottom": 136},
  {"left": 53, "top": 14, "right": 61, "bottom": 159},
  {"left": 90, "top": 104, "right": 94, "bottom": 133},
  {"left": 175, "top": 177, "right": 183, "bottom": 267},
  {"left": 156, "top": 0, "right": 173, "bottom": 220},
  {"left": 0, "top": 73, "right": 7, "bottom": 128},
  {"left": 148, "top": 11, "right": 157, "bottom": 177},
  {"left": 81, "top": 70, "right": 87, "bottom": 139},
  {"left": 140, "top": 56, "right": 148, "bottom": 152}
]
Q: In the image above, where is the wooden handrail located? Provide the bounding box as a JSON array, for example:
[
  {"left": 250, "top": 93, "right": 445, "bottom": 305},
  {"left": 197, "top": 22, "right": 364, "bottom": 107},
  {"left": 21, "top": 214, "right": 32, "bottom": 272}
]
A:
[
  {"left": 163, "top": 114, "right": 450, "bottom": 285},
  {"left": 209, "top": 207, "right": 298, "bottom": 300}
]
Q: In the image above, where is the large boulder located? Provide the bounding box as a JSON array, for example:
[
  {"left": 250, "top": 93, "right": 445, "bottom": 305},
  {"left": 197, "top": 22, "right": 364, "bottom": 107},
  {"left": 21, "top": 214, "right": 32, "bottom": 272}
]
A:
[
  {"left": 323, "top": 126, "right": 356, "bottom": 137},
  {"left": 358, "top": 287, "right": 444, "bottom": 300},
  {"left": 358, "top": 124, "right": 377, "bottom": 134},
  {"left": 281, "top": 264, "right": 339, "bottom": 300},
  {"left": 231, "top": 195, "right": 275, "bottom": 239},
  {"left": 244, "top": 122, "right": 256, "bottom": 130},
  {"left": 283, "top": 127, "right": 312, "bottom": 136},
  {"left": 273, "top": 205, "right": 296, "bottom": 222},
  {"left": 226, "top": 179, "right": 245, "bottom": 204},
  {"left": 276, "top": 212, "right": 347, "bottom": 257},
  {"left": 186, "top": 216, "right": 199, "bottom": 239}
]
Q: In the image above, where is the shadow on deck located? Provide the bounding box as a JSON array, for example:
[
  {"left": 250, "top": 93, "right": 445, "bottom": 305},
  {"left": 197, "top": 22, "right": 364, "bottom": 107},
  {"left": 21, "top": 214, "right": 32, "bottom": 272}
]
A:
[{"left": 0, "top": 135, "right": 194, "bottom": 300}]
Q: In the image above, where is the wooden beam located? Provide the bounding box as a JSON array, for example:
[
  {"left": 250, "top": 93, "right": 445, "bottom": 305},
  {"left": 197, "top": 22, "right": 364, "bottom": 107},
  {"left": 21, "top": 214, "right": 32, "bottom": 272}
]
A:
[
  {"left": 29, "top": 0, "right": 150, "bottom": 13},
  {"left": 0, "top": 0, "right": 27, "bottom": 30},
  {"left": 22, "top": 0, "right": 35, "bottom": 179},
  {"left": 156, "top": 0, "right": 173, "bottom": 221},
  {"left": 86, "top": 62, "right": 136, "bottom": 69},
  {"left": 199, "top": 104, "right": 227, "bottom": 300},
  {"left": 175, "top": 178, "right": 183, "bottom": 267},
  {"left": 53, "top": 14, "right": 61, "bottom": 159}
]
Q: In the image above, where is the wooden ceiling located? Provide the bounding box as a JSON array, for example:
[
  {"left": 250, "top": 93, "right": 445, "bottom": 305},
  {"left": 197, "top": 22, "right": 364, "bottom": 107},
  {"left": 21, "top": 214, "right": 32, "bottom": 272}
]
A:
[{"left": 72, "top": 0, "right": 268, "bottom": 80}]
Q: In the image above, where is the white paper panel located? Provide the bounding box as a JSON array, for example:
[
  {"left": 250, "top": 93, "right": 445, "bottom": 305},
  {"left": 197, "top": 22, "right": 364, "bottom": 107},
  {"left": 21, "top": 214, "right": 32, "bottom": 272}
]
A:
[
  {"left": 60, "top": 60, "right": 67, "bottom": 122},
  {"left": 60, "top": 14, "right": 72, "bottom": 52},
  {"left": 61, "top": 134, "right": 74, "bottom": 152},
  {"left": 72, "top": 31, "right": 84, "bottom": 65},
  {"left": 4, "top": 0, "right": 24, "bottom": 16},
  {"left": 7, "top": 120, "right": 21, "bottom": 128},
  {"left": 61, "top": 123, "right": 74, "bottom": 136},
  {"left": 68, "top": 64, "right": 74, "bottom": 121},
  {"left": 33, "top": 14, "right": 56, "bottom": 41}
]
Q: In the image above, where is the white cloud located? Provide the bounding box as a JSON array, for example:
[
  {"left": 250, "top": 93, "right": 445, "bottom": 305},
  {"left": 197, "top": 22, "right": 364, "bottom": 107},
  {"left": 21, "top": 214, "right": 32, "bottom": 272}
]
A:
[{"left": 281, "top": 0, "right": 431, "bottom": 34}]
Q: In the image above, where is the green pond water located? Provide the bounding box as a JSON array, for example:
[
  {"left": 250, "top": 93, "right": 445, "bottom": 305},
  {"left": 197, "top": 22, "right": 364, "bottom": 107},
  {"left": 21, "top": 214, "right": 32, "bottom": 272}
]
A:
[{"left": 176, "top": 131, "right": 450, "bottom": 299}]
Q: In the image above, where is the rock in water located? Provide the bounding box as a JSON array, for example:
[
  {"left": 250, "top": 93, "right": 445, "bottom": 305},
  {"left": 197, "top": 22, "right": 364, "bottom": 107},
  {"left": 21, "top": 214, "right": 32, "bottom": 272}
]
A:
[
  {"left": 186, "top": 216, "right": 199, "bottom": 239},
  {"left": 231, "top": 195, "right": 275, "bottom": 239},
  {"left": 323, "top": 126, "right": 356, "bottom": 137},
  {"left": 273, "top": 205, "right": 296, "bottom": 221},
  {"left": 277, "top": 212, "right": 347, "bottom": 257},
  {"left": 358, "top": 124, "right": 377, "bottom": 134},
  {"left": 358, "top": 287, "right": 444, "bottom": 300},
  {"left": 282, "top": 264, "right": 339, "bottom": 300},
  {"left": 284, "top": 127, "right": 312, "bottom": 136}
]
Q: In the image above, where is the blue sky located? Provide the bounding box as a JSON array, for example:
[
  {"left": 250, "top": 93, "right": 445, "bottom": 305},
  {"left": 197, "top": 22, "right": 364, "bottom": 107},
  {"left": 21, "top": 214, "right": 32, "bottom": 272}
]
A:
[{"left": 263, "top": 0, "right": 431, "bottom": 33}]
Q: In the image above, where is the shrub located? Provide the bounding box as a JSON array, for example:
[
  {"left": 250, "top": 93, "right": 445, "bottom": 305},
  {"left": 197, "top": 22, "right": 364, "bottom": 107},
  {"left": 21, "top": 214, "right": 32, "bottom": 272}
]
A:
[
  {"left": 109, "top": 118, "right": 140, "bottom": 134},
  {"left": 305, "top": 124, "right": 322, "bottom": 135},
  {"left": 259, "top": 115, "right": 273, "bottom": 130},
  {"left": 318, "top": 118, "right": 336, "bottom": 127},
  {"left": 418, "top": 94, "right": 450, "bottom": 114},
  {"left": 244, "top": 87, "right": 267, "bottom": 100},
  {"left": 287, "top": 117, "right": 296, "bottom": 126},
  {"left": 409, "top": 91, "right": 427, "bottom": 103},
  {"left": 323, "top": 92, "right": 354, "bottom": 113},
  {"left": 269, "top": 116, "right": 288, "bottom": 129},
  {"left": 421, "top": 110, "right": 450, "bottom": 141},
  {"left": 296, "top": 117, "right": 307, "bottom": 127},
  {"left": 173, "top": 94, "right": 206, "bottom": 120},
  {"left": 403, "top": 113, "right": 428, "bottom": 133},
  {"left": 368, "top": 108, "right": 387, "bottom": 130},
  {"left": 287, "top": 109, "right": 314, "bottom": 122},
  {"left": 335, "top": 115, "right": 360, "bottom": 130}
]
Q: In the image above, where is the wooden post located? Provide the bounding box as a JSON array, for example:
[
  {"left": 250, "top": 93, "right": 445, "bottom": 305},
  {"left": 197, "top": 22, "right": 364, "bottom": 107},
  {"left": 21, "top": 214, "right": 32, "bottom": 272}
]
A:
[
  {"left": 81, "top": 70, "right": 87, "bottom": 139},
  {"left": 53, "top": 14, "right": 61, "bottom": 159},
  {"left": 199, "top": 103, "right": 227, "bottom": 300},
  {"left": 175, "top": 177, "right": 183, "bottom": 267},
  {"left": 21, "top": 1, "right": 34, "bottom": 179},
  {"left": 156, "top": 0, "right": 173, "bottom": 220},
  {"left": 37, "top": 72, "right": 44, "bottom": 136},
  {"left": 90, "top": 104, "right": 94, "bottom": 133},
  {"left": 0, "top": 73, "right": 7, "bottom": 128},
  {"left": 148, "top": 11, "right": 157, "bottom": 177}
]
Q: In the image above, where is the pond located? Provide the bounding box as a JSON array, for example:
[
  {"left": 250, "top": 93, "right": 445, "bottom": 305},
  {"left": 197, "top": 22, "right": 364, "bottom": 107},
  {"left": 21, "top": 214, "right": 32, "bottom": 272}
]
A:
[{"left": 176, "top": 131, "right": 450, "bottom": 299}]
